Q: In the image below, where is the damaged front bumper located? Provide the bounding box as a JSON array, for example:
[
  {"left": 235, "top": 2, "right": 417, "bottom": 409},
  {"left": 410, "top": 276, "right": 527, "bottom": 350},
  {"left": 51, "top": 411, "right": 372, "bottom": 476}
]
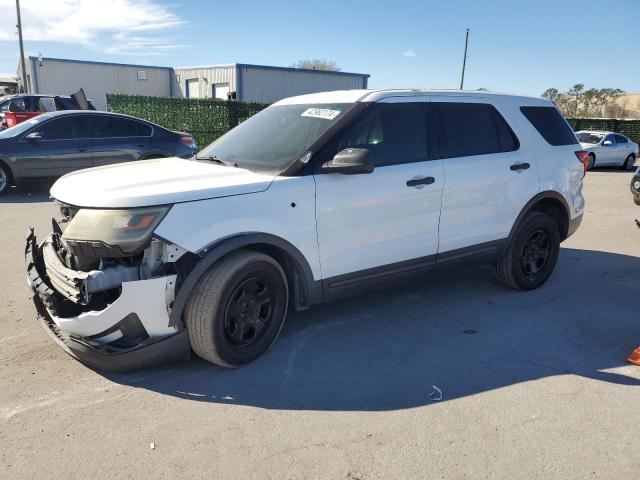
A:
[{"left": 25, "top": 229, "right": 190, "bottom": 372}]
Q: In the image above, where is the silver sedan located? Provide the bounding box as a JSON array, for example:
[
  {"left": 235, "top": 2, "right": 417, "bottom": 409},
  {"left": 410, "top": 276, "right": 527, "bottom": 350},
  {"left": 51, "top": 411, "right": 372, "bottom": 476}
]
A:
[{"left": 576, "top": 131, "right": 639, "bottom": 171}]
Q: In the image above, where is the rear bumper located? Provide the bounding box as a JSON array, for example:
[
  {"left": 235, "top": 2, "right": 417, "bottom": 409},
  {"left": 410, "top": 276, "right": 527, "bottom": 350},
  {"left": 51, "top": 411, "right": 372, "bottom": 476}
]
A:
[
  {"left": 25, "top": 229, "right": 190, "bottom": 372},
  {"left": 566, "top": 213, "right": 583, "bottom": 239}
]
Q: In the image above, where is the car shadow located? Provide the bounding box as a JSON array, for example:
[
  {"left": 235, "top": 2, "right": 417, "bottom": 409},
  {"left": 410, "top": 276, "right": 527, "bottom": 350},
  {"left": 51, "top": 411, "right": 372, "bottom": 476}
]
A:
[
  {"left": 590, "top": 167, "right": 636, "bottom": 174},
  {"left": 107, "top": 247, "right": 640, "bottom": 411},
  {"left": 0, "top": 184, "right": 52, "bottom": 203}
]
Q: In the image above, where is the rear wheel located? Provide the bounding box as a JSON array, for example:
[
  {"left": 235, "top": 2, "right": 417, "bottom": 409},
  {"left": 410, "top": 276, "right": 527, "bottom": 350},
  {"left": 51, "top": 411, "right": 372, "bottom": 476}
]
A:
[
  {"left": 623, "top": 154, "right": 636, "bottom": 171},
  {"left": 184, "top": 250, "right": 289, "bottom": 367},
  {"left": 587, "top": 153, "right": 595, "bottom": 171},
  {"left": 0, "top": 163, "right": 10, "bottom": 196},
  {"left": 495, "top": 212, "right": 560, "bottom": 290}
]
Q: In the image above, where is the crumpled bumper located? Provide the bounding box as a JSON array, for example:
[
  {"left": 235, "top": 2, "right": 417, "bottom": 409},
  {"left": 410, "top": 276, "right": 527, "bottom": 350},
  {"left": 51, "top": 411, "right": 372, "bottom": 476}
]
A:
[{"left": 25, "top": 229, "right": 190, "bottom": 372}]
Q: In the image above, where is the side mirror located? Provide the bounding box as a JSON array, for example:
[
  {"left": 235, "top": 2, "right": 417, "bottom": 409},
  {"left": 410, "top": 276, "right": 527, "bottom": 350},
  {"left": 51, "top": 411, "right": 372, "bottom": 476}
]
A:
[
  {"left": 603, "top": 140, "right": 613, "bottom": 146},
  {"left": 322, "top": 148, "right": 374, "bottom": 175},
  {"left": 25, "top": 132, "right": 42, "bottom": 141}
]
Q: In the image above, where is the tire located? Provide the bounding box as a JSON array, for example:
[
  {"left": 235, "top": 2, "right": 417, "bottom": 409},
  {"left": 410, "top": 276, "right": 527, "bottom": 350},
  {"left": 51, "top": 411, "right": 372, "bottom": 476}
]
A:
[
  {"left": 587, "top": 153, "right": 595, "bottom": 171},
  {"left": 0, "top": 163, "right": 10, "bottom": 196},
  {"left": 623, "top": 154, "right": 636, "bottom": 171},
  {"left": 495, "top": 212, "right": 560, "bottom": 291},
  {"left": 184, "top": 250, "right": 289, "bottom": 367},
  {"left": 634, "top": 195, "right": 640, "bottom": 206}
]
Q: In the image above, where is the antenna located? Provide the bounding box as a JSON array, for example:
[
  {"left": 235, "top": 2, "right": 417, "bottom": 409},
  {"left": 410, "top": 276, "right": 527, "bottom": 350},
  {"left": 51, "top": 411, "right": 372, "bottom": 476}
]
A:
[{"left": 460, "top": 28, "right": 470, "bottom": 90}]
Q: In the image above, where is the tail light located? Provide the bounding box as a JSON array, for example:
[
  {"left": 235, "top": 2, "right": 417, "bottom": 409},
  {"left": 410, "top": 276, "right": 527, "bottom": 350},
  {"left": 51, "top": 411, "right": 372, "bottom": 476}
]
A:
[
  {"left": 575, "top": 150, "right": 589, "bottom": 172},
  {"left": 181, "top": 135, "right": 196, "bottom": 150}
]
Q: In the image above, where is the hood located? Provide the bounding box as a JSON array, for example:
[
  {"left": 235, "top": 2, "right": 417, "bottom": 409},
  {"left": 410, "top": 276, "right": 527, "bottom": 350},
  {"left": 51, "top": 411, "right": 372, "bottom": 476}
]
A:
[{"left": 50, "top": 157, "right": 276, "bottom": 208}]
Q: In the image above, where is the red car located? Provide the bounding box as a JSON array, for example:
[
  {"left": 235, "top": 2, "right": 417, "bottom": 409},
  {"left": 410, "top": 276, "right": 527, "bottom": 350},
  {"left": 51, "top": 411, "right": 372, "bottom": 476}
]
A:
[{"left": 0, "top": 94, "right": 96, "bottom": 129}]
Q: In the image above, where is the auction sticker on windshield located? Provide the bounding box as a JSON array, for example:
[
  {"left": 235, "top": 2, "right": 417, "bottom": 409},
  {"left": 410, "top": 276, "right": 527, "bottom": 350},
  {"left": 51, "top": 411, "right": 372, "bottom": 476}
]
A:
[{"left": 301, "top": 108, "right": 341, "bottom": 120}]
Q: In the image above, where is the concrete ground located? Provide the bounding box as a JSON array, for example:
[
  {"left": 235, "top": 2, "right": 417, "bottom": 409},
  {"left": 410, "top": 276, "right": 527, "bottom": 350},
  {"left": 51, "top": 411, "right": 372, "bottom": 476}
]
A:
[{"left": 1, "top": 170, "right": 639, "bottom": 479}]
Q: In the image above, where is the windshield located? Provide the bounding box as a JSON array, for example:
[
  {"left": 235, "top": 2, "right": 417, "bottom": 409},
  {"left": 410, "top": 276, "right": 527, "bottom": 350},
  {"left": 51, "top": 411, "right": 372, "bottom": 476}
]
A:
[
  {"left": 0, "top": 117, "right": 43, "bottom": 138},
  {"left": 576, "top": 132, "right": 604, "bottom": 144},
  {"left": 196, "top": 103, "right": 356, "bottom": 173}
]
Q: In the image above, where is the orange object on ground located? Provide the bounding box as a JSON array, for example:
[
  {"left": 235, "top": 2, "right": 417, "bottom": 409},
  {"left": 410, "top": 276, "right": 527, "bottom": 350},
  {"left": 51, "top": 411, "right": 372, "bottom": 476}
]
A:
[{"left": 627, "top": 346, "right": 640, "bottom": 366}]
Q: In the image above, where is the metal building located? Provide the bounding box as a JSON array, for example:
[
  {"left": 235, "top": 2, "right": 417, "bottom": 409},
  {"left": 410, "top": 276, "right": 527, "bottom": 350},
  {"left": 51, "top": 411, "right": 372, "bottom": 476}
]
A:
[
  {"left": 174, "top": 63, "right": 370, "bottom": 103},
  {"left": 17, "top": 57, "right": 177, "bottom": 110},
  {"left": 16, "top": 57, "right": 370, "bottom": 109}
]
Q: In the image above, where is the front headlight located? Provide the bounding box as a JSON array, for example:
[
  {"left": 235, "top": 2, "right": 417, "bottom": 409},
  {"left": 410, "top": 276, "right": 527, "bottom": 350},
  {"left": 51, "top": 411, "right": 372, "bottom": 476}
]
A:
[{"left": 62, "top": 206, "right": 170, "bottom": 254}]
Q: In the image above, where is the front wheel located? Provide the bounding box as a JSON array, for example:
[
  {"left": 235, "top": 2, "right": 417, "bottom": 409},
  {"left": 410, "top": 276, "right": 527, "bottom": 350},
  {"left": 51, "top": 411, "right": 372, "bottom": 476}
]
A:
[
  {"left": 495, "top": 212, "right": 560, "bottom": 290},
  {"left": 0, "top": 163, "right": 10, "bottom": 196},
  {"left": 587, "top": 153, "right": 595, "bottom": 171},
  {"left": 623, "top": 154, "right": 636, "bottom": 171},
  {"left": 184, "top": 250, "right": 289, "bottom": 367}
]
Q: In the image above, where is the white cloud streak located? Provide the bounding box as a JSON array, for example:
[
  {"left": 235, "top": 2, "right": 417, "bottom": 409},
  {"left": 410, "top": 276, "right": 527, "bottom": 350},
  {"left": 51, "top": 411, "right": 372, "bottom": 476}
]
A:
[
  {"left": 0, "top": 0, "right": 185, "bottom": 55},
  {"left": 402, "top": 48, "right": 417, "bottom": 58}
]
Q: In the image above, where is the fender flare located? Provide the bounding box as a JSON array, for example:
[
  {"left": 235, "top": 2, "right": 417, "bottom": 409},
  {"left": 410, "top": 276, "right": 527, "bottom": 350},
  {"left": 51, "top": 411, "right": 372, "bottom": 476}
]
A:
[
  {"left": 168, "top": 233, "right": 321, "bottom": 327},
  {"left": 505, "top": 191, "right": 571, "bottom": 247}
]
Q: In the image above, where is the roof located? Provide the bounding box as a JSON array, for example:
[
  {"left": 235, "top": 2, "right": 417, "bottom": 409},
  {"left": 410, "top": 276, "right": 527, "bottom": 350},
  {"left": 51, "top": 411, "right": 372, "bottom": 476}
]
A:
[
  {"left": 27, "top": 56, "right": 172, "bottom": 71},
  {"left": 274, "top": 89, "right": 552, "bottom": 105},
  {"left": 174, "top": 62, "right": 369, "bottom": 78}
]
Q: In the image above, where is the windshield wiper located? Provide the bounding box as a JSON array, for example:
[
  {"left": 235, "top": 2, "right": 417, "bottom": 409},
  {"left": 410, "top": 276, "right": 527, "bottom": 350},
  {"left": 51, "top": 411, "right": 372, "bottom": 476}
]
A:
[{"left": 196, "top": 155, "right": 238, "bottom": 167}]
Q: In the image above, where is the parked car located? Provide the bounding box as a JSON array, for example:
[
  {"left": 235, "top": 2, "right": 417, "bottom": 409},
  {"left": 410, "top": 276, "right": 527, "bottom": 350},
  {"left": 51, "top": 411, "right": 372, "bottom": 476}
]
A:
[
  {"left": 0, "top": 94, "right": 97, "bottom": 129},
  {"left": 576, "top": 130, "right": 638, "bottom": 170},
  {"left": 25, "top": 89, "right": 585, "bottom": 372},
  {"left": 0, "top": 110, "right": 197, "bottom": 195}
]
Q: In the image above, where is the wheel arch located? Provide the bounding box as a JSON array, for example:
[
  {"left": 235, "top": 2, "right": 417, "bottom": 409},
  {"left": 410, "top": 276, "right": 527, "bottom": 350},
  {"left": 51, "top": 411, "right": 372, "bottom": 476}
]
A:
[
  {"left": 507, "top": 191, "right": 571, "bottom": 244},
  {"left": 140, "top": 150, "right": 171, "bottom": 160},
  {"left": 168, "top": 233, "right": 321, "bottom": 328}
]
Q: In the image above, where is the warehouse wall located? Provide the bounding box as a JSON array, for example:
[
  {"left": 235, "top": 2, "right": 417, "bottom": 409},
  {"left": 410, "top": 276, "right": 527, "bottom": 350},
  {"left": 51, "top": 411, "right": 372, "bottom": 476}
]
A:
[
  {"left": 174, "top": 65, "right": 236, "bottom": 99},
  {"left": 30, "top": 58, "right": 173, "bottom": 110},
  {"left": 238, "top": 65, "right": 368, "bottom": 103}
]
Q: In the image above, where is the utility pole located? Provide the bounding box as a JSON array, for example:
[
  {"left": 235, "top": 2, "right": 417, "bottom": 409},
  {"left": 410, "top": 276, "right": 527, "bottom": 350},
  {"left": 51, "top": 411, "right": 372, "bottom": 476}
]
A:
[
  {"left": 16, "top": 0, "right": 28, "bottom": 93},
  {"left": 459, "top": 28, "right": 470, "bottom": 90}
]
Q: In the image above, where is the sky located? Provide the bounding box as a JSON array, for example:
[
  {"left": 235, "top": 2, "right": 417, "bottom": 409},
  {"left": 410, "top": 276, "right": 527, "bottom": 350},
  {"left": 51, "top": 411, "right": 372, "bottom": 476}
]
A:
[{"left": 0, "top": 0, "right": 637, "bottom": 97}]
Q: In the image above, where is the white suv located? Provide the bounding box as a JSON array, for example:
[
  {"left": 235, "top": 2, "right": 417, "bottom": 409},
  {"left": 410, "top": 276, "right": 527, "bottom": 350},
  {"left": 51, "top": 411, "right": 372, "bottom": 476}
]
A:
[{"left": 26, "top": 89, "right": 586, "bottom": 371}]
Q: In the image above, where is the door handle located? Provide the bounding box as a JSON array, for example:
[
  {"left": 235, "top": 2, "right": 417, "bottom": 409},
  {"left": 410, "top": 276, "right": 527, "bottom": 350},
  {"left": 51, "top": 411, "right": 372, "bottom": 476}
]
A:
[
  {"left": 76, "top": 148, "right": 88, "bottom": 152},
  {"left": 406, "top": 177, "right": 435, "bottom": 187},
  {"left": 510, "top": 163, "right": 530, "bottom": 171}
]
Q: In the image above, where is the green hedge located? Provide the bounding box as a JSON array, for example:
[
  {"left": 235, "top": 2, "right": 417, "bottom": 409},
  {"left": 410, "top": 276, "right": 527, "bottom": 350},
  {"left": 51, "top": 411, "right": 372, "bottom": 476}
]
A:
[
  {"left": 568, "top": 118, "right": 640, "bottom": 145},
  {"left": 106, "top": 94, "right": 269, "bottom": 147}
]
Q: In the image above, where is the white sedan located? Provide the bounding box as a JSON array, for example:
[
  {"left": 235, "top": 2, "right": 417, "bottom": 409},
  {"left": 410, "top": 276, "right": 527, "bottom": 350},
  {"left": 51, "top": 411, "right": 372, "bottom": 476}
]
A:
[{"left": 576, "top": 130, "right": 639, "bottom": 170}]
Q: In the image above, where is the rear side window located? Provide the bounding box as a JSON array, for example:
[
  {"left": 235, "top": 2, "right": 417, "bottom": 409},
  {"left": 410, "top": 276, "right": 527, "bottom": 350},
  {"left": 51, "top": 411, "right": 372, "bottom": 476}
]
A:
[
  {"left": 92, "top": 116, "right": 152, "bottom": 138},
  {"left": 333, "top": 103, "right": 429, "bottom": 167},
  {"left": 614, "top": 134, "right": 628, "bottom": 144},
  {"left": 520, "top": 106, "right": 577, "bottom": 146},
  {"left": 434, "top": 102, "right": 518, "bottom": 158}
]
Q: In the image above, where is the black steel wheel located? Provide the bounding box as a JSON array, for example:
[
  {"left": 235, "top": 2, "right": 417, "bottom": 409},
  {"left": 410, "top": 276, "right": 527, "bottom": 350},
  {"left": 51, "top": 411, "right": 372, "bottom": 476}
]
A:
[
  {"left": 496, "top": 212, "right": 560, "bottom": 290},
  {"left": 520, "top": 229, "right": 551, "bottom": 277},
  {"left": 184, "top": 250, "right": 288, "bottom": 367}
]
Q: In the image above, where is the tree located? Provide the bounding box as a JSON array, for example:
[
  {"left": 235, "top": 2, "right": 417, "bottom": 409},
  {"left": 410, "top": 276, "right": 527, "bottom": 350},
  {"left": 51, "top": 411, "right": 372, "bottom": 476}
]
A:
[
  {"left": 541, "top": 88, "right": 560, "bottom": 102},
  {"left": 291, "top": 59, "right": 341, "bottom": 71},
  {"left": 540, "top": 85, "right": 626, "bottom": 117}
]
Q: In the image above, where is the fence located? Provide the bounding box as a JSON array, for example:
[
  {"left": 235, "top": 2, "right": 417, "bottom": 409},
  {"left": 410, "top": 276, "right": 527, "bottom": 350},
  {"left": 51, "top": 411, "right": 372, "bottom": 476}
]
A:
[
  {"left": 106, "top": 95, "right": 640, "bottom": 149},
  {"left": 567, "top": 118, "right": 640, "bottom": 145},
  {"left": 106, "top": 94, "right": 269, "bottom": 147}
]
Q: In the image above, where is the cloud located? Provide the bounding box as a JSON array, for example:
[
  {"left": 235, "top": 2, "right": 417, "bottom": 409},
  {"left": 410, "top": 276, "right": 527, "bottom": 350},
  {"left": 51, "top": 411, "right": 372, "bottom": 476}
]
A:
[
  {"left": 0, "top": 0, "right": 185, "bottom": 55},
  {"left": 402, "top": 48, "right": 417, "bottom": 58}
]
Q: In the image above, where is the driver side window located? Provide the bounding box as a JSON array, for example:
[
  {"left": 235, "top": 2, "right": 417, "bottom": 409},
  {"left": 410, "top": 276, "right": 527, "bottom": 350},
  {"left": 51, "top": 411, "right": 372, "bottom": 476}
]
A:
[
  {"left": 603, "top": 134, "right": 615, "bottom": 145},
  {"left": 333, "top": 103, "right": 429, "bottom": 167}
]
